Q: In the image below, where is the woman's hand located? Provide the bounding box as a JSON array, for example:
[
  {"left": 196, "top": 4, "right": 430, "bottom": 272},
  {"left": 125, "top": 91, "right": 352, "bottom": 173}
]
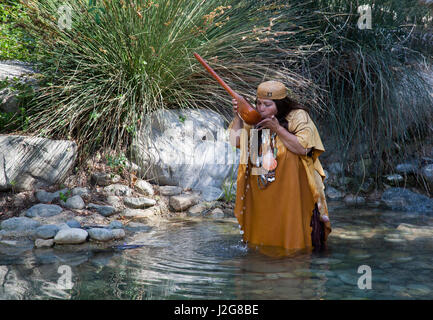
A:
[
  {"left": 232, "top": 99, "right": 241, "bottom": 119},
  {"left": 256, "top": 115, "right": 280, "bottom": 132}
]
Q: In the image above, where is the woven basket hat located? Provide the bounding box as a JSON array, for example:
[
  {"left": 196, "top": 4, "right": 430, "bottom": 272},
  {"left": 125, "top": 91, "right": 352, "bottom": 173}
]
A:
[{"left": 256, "top": 80, "right": 297, "bottom": 102}]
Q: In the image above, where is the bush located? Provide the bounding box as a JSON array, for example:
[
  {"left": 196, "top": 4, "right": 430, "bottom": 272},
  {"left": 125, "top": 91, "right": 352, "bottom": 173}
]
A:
[{"left": 0, "top": 0, "right": 38, "bottom": 60}]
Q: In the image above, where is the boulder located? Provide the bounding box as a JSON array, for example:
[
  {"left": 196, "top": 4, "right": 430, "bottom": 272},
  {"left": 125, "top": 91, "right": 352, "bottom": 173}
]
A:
[
  {"left": 130, "top": 108, "right": 240, "bottom": 201},
  {"left": 0, "top": 135, "right": 76, "bottom": 192},
  {"left": 381, "top": 187, "right": 433, "bottom": 214}
]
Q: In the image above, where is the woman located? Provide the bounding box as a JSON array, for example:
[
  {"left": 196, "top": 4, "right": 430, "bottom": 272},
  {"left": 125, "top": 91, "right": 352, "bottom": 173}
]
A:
[{"left": 228, "top": 80, "right": 331, "bottom": 257}]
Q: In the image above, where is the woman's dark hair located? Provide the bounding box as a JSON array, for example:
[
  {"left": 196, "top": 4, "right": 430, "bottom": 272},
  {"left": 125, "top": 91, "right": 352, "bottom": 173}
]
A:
[{"left": 255, "top": 96, "right": 309, "bottom": 149}]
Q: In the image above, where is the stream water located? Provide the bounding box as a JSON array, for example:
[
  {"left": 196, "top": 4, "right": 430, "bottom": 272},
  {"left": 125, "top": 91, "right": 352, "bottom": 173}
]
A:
[{"left": 1, "top": 202, "right": 433, "bottom": 300}]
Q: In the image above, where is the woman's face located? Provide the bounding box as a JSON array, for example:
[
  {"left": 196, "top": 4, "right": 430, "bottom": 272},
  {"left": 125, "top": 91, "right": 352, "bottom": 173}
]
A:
[{"left": 256, "top": 98, "right": 278, "bottom": 119}]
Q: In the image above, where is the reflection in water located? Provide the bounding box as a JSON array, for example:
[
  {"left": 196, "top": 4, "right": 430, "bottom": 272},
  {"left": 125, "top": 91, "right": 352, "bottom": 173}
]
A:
[{"left": 1, "top": 205, "right": 433, "bottom": 299}]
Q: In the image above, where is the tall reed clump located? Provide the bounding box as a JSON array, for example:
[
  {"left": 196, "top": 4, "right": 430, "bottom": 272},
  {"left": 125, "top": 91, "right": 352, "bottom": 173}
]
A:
[
  {"left": 277, "top": 0, "right": 433, "bottom": 192},
  {"left": 12, "top": 0, "right": 324, "bottom": 166}
]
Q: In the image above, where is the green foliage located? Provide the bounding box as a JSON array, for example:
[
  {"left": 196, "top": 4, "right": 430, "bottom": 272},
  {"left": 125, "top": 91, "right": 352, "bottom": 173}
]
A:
[
  {"left": 106, "top": 153, "right": 127, "bottom": 175},
  {"left": 0, "top": 0, "right": 39, "bottom": 61},
  {"left": 0, "top": 76, "right": 34, "bottom": 132},
  {"left": 59, "top": 189, "right": 72, "bottom": 202}
]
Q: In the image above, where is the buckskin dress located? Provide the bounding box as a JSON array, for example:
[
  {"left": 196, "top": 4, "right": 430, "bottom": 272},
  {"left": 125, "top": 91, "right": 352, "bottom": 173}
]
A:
[{"left": 228, "top": 109, "right": 332, "bottom": 257}]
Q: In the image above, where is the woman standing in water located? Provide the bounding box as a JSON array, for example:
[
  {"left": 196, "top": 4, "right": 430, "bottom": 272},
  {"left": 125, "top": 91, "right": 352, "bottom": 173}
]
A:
[{"left": 228, "top": 80, "right": 331, "bottom": 257}]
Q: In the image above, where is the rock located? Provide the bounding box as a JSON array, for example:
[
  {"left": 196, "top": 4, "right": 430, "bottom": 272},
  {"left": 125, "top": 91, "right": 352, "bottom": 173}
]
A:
[
  {"left": 106, "top": 196, "right": 122, "bottom": 208},
  {"left": 121, "top": 208, "right": 155, "bottom": 218},
  {"left": 103, "top": 184, "right": 133, "bottom": 197},
  {"left": 54, "top": 228, "right": 88, "bottom": 244},
  {"left": 421, "top": 164, "right": 433, "bottom": 191},
  {"left": 91, "top": 172, "right": 121, "bottom": 186},
  {"left": 134, "top": 179, "right": 154, "bottom": 196},
  {"left": 159, "top": 185, "right": 183, "bottom": 196},
  {"left": 0, "top": 135, "right": 76, "bottom": 192},
  {"left": 130, "top": 108, "right": 239, "bottom": 201},
  {"left": 169, "top": 194, "right": 200, "bottom": 211},
  {"left": 35, "top": 225, "right": 60, "bottom": 239},
  {"left": 0, "top": 87, "right": 19, "bottom": 113},
  {"left": 396, "top": 223, "right": 433, "bottom": 239},
  {"left": 35, "top": 188, "right": 69, "bottom": 203},
  {"left": 396, "top": 163, "right": 418, "bottom": 175},
  {"left": 343, "top": 194, "right": 366, "bottom": 205},
  {"left": 35, "top": 238, "right": 54, "bottom": 248},
  {"left": 111, "top": 229, "right": 125, "bottom": 239},
  {"left": 0, "top": 217, "right": 41, "bottom": 234},
  {"left": 328, "top": 162, "right": 344, "bottom": 175},
  {"left": 87, "top": 203, "right": 117, "bottom": 217},
  {"left": 71, "top": 187, "right": 90, "bottom": 197},
  {"left": 87, "top": 228, "right": 114, "bottom": 241},
  {"left": 208, "top": 208, "right": 225, "bottom": 219},
  {"left": 57, "top": 223, "right": 71, "bottom": 230},
  {"left": 325, "top": 186, "right": 345, "bottom": 200},
  {"left": 187, "top": 202, "right": 216, "bottom": 217},
  {"left": 385, "top": 174, "right": 404, "bottom": 186},
  {"left": 25, "top": 204, "right": 63, "bottom": 217},
  {"left": 381, "top": 187, "right": 433, "bottom": 214},
  {"left": 66, "top": 219, "right": 81, "bottom": 228},
  {"left": 12, "top": 192, "right": 27, "bottom": 207},
  {"left": 108, "top": 221, "right": 123, "bottom": 229},
  {"left": 63, "top": 195, "right": 85, "bottom": 210},
  {"left": 123, "top": 197, "right": 156, "bottom": 209}
]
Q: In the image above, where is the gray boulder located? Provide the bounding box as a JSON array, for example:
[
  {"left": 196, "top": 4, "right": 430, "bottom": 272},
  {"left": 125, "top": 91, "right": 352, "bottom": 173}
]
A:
[
  {"left": 0, "top": 135, "right": 76, "bottom": 192},
  {"left": 381, "top": 187, "right": 433, "bottom": 214},
  {"left": 130, "top": 108, "right": 240, "bottom": 201}
]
